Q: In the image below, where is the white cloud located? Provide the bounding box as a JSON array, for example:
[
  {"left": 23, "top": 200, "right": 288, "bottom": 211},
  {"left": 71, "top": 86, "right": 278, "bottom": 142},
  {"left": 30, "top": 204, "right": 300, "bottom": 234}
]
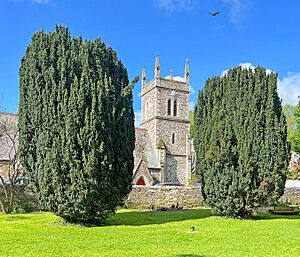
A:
[
  {"left": 221, "top": 62, "right": 273, "bottom": 77},
  {"left": 165, "top": 75, "right": 185, "bottom": 82},
  {"left": 278, "top": 72, "right": 300, "bottom": 106},
  {"left": 189, "top": 100, "right": 195, "bottom": 111},
  {"left": 154, "top": 0, "right": 195, "bottom": 12},
  {"left": 135, "top": 111, "right": 142, "bottom": 127},
  {"left": 221, "top": 0, "right": 252, "bottom": 25},
  {"left": 190, "top": 85, "right": 195, "bottom": 95}
]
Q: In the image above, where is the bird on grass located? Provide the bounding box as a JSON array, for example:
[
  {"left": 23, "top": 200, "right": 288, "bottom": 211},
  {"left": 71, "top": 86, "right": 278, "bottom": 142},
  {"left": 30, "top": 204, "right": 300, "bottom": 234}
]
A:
[
  {"left": 190, "top": 226, "right": 196, "bottom": 232},
  {"left": 210, "top": 11, "right": 220, "bottom": 16}
]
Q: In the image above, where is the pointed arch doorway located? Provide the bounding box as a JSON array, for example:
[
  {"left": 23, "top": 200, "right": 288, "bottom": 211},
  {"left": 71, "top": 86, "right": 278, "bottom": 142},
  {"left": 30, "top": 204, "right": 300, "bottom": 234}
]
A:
[{"left": 136, "top": 177, "right": 146, "bottom": 186}]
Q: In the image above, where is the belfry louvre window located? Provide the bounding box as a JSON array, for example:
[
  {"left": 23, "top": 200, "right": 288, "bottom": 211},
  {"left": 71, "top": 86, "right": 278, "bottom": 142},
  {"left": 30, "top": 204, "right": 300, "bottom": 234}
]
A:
[
  {"left": 167, "top": 99, "right": 171, "bottom": 115},
  {"left": 173, "top": 99, "right": 177, "bottom": 116}
]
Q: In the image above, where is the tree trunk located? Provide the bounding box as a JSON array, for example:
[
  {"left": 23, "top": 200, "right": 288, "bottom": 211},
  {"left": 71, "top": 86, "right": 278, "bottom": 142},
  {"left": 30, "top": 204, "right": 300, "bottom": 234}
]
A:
[
  {"left": 0, "top": 184, "right": 15, "bottom": 214},
  {"left": 8, "top": 186, "right": 14, "bottom": 214}
]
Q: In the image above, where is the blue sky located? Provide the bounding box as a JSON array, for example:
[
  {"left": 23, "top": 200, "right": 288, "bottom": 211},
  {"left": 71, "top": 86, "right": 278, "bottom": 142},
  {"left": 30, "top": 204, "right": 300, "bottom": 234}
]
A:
[{"left": 1, "top": 0, "right": 300, "bottom": 126}]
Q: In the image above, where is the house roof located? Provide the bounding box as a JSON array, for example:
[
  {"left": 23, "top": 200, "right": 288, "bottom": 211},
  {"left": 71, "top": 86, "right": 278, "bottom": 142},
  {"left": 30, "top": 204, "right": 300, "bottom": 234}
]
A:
[{"left": 0, "top": 113, "right": 18, "bottom": 161}]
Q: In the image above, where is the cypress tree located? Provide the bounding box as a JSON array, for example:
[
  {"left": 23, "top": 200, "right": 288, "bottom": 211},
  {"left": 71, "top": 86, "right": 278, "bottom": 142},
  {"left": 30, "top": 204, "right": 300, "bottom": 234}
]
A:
[
  {"left": 194, "top": 66, "right": 290, "bottom": 218},
  {"left": 18, "top": 26, "right": 135, "bottom": 223},
  {"left": 282, "top": 105, "right": 297, "bottom": 152},
  {"left": 293, "top": 101, "right": 300, "bottom": 152}
]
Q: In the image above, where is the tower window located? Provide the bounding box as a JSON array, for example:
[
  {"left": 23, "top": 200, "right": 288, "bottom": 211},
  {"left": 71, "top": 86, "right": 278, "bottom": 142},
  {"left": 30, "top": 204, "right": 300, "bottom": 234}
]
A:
[
  {"left": 167, "top": 99, "right": 171, "bottom": 116},
  {"left": 172, "top": 133, "right": 175, "bottom": 144},
  {"left": 173, "top": 99, "right": 177, "bottom": 116}
]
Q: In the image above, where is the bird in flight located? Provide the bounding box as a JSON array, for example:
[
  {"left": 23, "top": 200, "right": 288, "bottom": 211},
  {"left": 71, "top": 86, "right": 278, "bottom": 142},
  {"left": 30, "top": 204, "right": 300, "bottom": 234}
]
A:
[{"left": 210, "top": 11, "right": 220, "bottom": 16}]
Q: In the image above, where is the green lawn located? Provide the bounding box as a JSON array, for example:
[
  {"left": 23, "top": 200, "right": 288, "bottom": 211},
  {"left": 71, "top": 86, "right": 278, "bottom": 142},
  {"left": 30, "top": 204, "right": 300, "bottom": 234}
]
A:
[{"left": 1, "top": 209, "right": 300, "bottom": 257}]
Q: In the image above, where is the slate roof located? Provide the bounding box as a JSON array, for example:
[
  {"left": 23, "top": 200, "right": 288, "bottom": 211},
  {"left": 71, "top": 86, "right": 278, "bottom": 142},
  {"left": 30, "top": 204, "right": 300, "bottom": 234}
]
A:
[
  {"left": 0, "top": 113, "right": 18, "bottom": 161},
  {"left": 134, "top": 128, "right": 160, "bottom": 170}
]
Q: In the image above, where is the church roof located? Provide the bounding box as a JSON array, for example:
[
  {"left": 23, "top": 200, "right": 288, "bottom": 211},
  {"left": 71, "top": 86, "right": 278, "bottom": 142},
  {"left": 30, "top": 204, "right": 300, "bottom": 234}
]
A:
[{"left": 134, "top": 128, "right": 160, "bottom": 169}]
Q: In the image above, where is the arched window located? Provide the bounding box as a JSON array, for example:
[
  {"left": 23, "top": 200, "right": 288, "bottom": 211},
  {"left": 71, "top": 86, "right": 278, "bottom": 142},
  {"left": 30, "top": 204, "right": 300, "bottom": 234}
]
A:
[
  {"left": 173, "top": 99, "right": 177, "bottom": 116},
  {"left": 136, "top": 177, "right": 146, "bottom": 186},
  {"left": 167, "top": 99, "right": 171, "bottom": 115},
  {"left": 172, "top": 133, "right": 175, "bottom": 144}
]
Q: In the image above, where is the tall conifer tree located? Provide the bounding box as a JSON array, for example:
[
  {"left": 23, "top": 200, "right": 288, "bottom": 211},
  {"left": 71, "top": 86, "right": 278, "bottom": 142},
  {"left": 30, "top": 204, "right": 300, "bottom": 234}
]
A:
[
  {"left": 18, "top": 26, "right": 135, "bottom": 222},
  {"left": 194, "top": 66, "right": 290, "bottom": 218},
  {"left": 293, "top": 102, "right": 300, "bottom": 152}
]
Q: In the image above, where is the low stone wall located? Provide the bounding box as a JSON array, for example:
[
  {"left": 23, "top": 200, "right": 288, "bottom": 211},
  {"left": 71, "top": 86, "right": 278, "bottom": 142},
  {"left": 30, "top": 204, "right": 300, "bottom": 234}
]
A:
[
  {"left": 0, "top": 186, "right": 41, "bottom": 212},
  {"left": 2, "top": 185, "right": 300, "bottom": 212},
  {"left": 280, "top": 187, "right": 300, "bottom": 204},
  {"left": 126, "top": 184, "right": 300, "bottom": 209},
  {"left": 125, "top": 186, "right": 204, "bottom": 209}
]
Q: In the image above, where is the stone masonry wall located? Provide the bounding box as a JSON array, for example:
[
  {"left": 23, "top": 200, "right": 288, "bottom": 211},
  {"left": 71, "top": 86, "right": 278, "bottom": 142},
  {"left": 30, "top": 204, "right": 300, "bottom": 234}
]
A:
[
  {"left": 141, "top": 85, "right": 156, "bottom": 123},
  {"left": 280, "top": 187, "right": 300, "bottom": 204},
  {"left": 126, "top": 185, "right": 300, "bottom": 209},
  {"left": 125, "top": 186, "right": 204, "bottom": 209},
  {"left": 0, "top": 186, "right": 41, "bottom": 211},
  {"left": 157, "top": 119, "right": 189, "bottom": 155},
  {"left": 156, "top": 86, "right": 189, "bottom": 119},
  {"left": 1, "top": 185, "right": 300, "bottom": 212},
  {"left": 0, "top": 161, "right": 9, "bottom": 179},
  {"left": 140, "top": 119, "right": 157, "bottom": 148},
  {"left": 165, "top": 155, "right": 187, "bottom": 184}
]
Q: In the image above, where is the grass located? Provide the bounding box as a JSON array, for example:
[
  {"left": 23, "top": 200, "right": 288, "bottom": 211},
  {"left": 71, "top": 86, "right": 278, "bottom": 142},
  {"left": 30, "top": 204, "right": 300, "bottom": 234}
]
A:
[{"left": 0, "top": 209, "right": 300, "bottom": 257}]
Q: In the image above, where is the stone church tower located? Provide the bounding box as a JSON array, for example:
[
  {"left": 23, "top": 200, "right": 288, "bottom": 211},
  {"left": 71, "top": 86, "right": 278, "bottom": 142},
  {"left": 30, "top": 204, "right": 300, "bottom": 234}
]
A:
[{"left": 133, "top": 55, "right": 193, "bottom": 185}]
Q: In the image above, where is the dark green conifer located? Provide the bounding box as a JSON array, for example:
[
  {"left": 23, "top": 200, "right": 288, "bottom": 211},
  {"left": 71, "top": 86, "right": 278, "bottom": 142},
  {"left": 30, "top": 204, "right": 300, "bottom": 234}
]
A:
[
  {"left": 194, "top": 67, "right": 290, "bottom": 218},
  {"left": 18, "top": 26, "right": 135, "bottom": 223}
]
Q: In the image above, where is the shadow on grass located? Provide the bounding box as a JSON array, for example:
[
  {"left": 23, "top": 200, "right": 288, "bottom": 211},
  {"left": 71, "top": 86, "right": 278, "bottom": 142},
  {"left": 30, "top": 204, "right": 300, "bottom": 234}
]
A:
[
  {"left": 256, "top": 213, "right": 300, "bottom": 220},
  {"left": 106, "top": 208, "right": 212, "bottom": 226}
]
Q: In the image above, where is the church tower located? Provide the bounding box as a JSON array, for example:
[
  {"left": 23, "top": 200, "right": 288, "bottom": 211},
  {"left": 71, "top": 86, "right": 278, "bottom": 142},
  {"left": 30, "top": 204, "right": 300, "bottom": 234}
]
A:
[{"left": 140, "top": 56, "right": 192, "bottom": 185}]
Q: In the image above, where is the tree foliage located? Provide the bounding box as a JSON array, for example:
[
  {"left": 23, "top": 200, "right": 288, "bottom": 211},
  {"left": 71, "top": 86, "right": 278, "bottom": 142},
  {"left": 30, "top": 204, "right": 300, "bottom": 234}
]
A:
[
  {"left": 18, "top": 26, "right": 135, "bottom": 223},
  {"left": 189, "top": 110, "right": 194, "bottom": 138},
  {"left": 282, "top": 104, "right": 298, "bottom": 152},
  {"left": 292, "top": 100, "right": 300, "bottom": 153},
  {"left": 194, "top": 66, "right": 290, "bottom": 218}
]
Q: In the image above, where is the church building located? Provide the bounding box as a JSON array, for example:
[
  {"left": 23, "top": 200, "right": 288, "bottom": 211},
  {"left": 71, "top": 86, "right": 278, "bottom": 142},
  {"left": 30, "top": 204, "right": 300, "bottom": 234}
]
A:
[{"left": 133, "top": 56, "right": 194, "bottom": 186}]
